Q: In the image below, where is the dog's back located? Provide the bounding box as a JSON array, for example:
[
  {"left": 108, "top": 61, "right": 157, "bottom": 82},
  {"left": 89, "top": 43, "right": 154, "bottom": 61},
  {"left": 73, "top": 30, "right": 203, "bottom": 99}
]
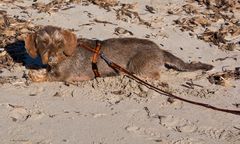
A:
[{"left": 101, "top": 38, "right": 213, "bottom": 72}]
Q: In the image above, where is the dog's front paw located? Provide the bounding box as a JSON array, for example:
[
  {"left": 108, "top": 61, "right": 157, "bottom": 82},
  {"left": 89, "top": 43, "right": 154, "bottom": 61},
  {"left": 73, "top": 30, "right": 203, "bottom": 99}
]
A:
[{"left": 28, "top": 69, "right": 48, "bottom": 82}]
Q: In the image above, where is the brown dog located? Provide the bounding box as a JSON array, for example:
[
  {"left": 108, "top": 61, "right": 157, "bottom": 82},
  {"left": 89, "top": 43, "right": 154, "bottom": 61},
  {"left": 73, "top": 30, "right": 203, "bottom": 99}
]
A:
[{"left": 25, "top": 26, "right": 213, "bottom": 82}]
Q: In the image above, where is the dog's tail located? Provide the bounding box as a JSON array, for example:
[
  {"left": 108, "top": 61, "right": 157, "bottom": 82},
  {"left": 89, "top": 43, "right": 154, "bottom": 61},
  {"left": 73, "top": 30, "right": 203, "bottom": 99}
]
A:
[{"left": 163, "top": 51, "right": 213, "bottom": 71}]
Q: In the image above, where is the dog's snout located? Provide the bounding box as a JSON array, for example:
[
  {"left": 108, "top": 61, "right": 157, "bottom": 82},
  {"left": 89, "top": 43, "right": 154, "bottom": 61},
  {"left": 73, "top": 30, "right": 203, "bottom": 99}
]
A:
[
  {"left": 48, "top": 56, "right": 53, "bottom": 62},
  {"left": 48, "top": 56, "right": 57, "bottom": 64}
]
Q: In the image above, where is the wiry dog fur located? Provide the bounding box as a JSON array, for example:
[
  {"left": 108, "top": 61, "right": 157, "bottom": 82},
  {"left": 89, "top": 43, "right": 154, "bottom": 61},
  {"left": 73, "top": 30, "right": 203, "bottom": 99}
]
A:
[
  {"left": 25, "top": 25, "right": 77, "bottom": 66},
  {"left": 25, "top": 26, "right": 213, "bottom": 82}
]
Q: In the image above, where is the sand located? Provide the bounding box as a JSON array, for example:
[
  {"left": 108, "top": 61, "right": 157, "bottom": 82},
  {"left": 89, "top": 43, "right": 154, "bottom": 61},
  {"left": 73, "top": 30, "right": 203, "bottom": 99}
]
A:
[{"left": 0, "top": 0, "right": 240, "bottom": 144}]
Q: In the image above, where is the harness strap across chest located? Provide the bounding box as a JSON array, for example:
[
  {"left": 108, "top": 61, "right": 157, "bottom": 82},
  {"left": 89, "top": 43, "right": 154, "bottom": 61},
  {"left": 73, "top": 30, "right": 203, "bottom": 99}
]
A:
[
  {"left": 79, "top": 40, "right": 102, "bottom": 78},
  {"left": 91, "top": 41, "right": 101, "bottom": 77}
]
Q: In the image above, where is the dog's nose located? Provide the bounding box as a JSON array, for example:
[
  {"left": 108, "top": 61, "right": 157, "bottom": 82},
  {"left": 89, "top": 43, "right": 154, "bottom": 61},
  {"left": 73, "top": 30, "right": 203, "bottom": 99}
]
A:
[
  {"left": 48, "top": 56, "right": 56, "bottom": 64},
  {"left": 48, "top": 57, "right": 53, "bottom": 62}
]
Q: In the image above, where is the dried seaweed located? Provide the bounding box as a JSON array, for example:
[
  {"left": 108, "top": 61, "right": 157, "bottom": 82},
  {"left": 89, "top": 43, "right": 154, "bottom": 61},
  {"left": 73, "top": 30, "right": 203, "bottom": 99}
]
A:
[
  {"left": 114, "top": 27, "right": 133, "bottom": 36},
  {"left": 0, "top": 11, "right": 39, "bottom": 47},
  {"left": 1, "top": 0, "right": 24, "bottom": 3},
  {"left": 167, "top": 7, "right": 182, "bottom": 15},
  {"left": 198, "top": 29, "right": 227, "bottom": 45},
  {"left": 32, "top": 0, "right": 81, "bottom": 13},
  {"left": 0, "top": 11, "right": 41, "bottom": 71},
  {"left": 173, "top": 0, "right": 240, "bottom": 50},
  {"left": 208, "top": 67, "right": 240, "bottom": 86},
  {"left": 115, "top": 3, "right": 151, "bottom": 27},
  {"left": 182, "top": 4, "right": 199, "bottom": 14},
  {"left": 193, "top": 0, "right": 240, "bottom": 11},
  {"left": 198, "top": 23, "right": 240, "bottom": 50},
  {"left": 0, "top": 76, "right": 18, "bottom": 85},
  {"left": 174, "top": 16, "right": 210, "bottom": 31},
  {"left": 145, "top": 5, "right": 156, "bottom": 14},
  {"left": 0, "top": 53, "right": 14, "bottom": 69},
  {"left": 87, "top": 0, "right": 118, "bottom": 11},
  {"left": 92, "top": 18, "right": 117, "bottom": 25},
  {"left": 30, "top": 1, "right": 150, "bottom": 27}
]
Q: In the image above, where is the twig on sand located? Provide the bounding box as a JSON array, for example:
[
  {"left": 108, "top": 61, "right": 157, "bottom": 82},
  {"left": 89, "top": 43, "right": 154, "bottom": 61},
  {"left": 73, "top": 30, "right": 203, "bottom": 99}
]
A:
[
  {"left": 215, "top": 56, "right": 237, "bottom": 61},
  {"left": 92, "top": 18, "right": 117, "bottom": 25},
  {"left": 181, "top": 79, "right": 204, "bottom": 89},
  {"left": 78, "top": 23, "right": 95, "bottom": 27}
]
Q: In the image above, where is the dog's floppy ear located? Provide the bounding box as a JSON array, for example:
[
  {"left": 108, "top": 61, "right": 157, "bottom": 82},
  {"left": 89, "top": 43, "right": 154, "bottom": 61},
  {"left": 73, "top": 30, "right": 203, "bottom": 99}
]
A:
[
  {"left": 40, "top": 49, "right": 49, "bottom": 64},
  {"left": 25, "top": 33, "right": 38, "bottom": 58},
  {"left": 62, "top": 30, "right": 77, "bottom": 56}
]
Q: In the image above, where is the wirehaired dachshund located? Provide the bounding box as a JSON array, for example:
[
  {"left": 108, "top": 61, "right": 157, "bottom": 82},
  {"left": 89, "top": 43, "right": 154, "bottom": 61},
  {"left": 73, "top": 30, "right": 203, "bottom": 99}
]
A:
[{"left": 24, "top": 25, "right": 213, "bottom": 82}]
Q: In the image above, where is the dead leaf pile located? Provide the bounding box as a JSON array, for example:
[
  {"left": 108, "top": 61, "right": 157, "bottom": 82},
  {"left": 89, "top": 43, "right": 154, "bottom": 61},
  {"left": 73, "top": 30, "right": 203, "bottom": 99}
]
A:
[
  {"left": 173, "top": 0, "right": 240, "bottom": 50},
  {"left": 208, "top": 67, "right": 240, "bottom": 86}
]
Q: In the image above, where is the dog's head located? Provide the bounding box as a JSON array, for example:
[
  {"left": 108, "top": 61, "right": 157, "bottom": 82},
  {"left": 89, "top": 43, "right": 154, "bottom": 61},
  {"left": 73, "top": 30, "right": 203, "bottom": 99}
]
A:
[{"left": 24, "top": 25, "right": 77, "bottom": 66}]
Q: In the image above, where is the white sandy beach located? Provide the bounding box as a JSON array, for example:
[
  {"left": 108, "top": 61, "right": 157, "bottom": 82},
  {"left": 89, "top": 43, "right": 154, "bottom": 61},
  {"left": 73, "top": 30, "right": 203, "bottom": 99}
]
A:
[{"left": 0, "top": 0, "right": 240, "bottom": 144}]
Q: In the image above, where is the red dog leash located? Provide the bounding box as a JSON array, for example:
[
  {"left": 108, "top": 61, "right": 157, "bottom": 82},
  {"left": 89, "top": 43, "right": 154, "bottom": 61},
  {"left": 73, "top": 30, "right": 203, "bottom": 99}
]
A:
[{"left": 79, "top": 41, "right": 240, "bottom": 116}]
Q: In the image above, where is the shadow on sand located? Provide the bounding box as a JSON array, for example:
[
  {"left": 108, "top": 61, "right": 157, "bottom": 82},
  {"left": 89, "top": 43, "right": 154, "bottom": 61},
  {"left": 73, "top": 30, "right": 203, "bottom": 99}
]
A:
[{"left": 5, "top": 40, "right": 46, "bottom": 69}]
